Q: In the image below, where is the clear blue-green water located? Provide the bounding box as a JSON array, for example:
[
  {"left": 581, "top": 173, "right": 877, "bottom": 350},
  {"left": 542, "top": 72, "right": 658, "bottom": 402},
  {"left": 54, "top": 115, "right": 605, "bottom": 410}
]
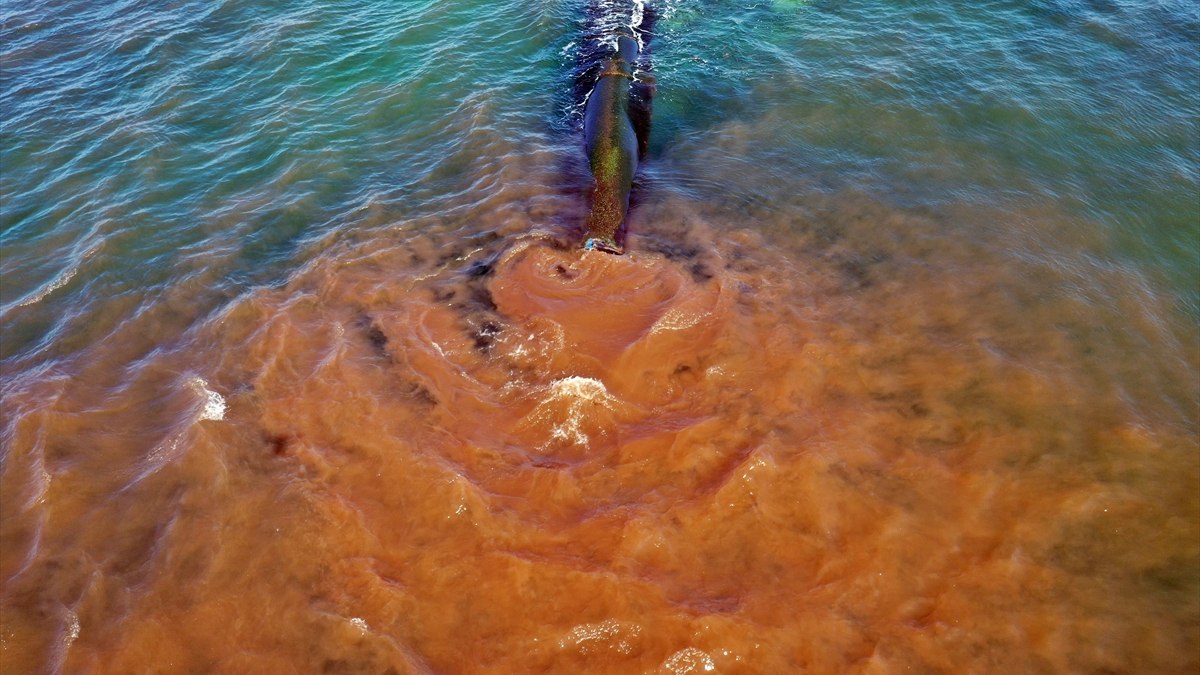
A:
[
  {"left": 2, "top": 1, "right": 1198, "bottom": 671},
  {"left": 2, "top": 0, "right": 1197, "bottom": 356}
]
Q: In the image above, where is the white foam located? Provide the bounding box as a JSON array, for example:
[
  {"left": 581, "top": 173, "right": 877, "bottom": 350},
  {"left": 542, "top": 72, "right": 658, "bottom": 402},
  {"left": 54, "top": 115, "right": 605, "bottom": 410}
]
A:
[
  {"left": 663, "top": 647, "right": 716, "bottom": 673},
  {"left": 188, "top": 376, "right": 226, "bottom": 421},
  {"left": 550, "top": 376, "right": 609, "bottom": 400},
  {"left": 543, "top": 377, "right": 613, "bottom": 447},
  {"left": 560, "top": 619, "right": 640, "bottom": 655},
  {"left": 64, "top": 610, "right": 80, "bottom": 649},
  {"left": 592, "top": 0, "right": 651, "bottom": 51},
  {"left": 631, "top": 0, "right": 646, "bottom": 46}
]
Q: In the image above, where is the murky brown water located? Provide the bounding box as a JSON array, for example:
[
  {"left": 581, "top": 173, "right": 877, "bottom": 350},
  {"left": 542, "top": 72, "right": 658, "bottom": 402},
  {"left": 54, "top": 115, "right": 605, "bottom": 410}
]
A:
[{"left": 3, "top": 183, "right": 1198, "bottom": 673}]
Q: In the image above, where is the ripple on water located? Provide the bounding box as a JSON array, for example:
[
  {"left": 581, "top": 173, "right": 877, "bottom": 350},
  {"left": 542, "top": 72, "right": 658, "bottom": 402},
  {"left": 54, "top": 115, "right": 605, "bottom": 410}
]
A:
[
  {"left": 1, "top": 0, "right": 1197, "bottom": 670},
  {"left": 122, "top": 185, "right": 1168, "bottom": 672},
  {"left": 1, "top": 182, "right": 1196, "bottom": 672}
]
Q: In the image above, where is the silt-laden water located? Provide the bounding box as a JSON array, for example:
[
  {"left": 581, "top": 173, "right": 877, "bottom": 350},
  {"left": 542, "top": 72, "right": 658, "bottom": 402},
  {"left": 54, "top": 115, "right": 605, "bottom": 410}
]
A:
[{"left": 2, "top": 0, "right": 1197, "bottom": 672}]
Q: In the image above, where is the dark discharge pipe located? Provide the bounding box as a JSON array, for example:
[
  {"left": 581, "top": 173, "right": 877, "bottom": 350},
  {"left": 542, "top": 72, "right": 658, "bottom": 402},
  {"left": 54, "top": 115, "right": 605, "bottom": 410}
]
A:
[{"left": 578, "top": 6, "right": 655, "bottom": 254}]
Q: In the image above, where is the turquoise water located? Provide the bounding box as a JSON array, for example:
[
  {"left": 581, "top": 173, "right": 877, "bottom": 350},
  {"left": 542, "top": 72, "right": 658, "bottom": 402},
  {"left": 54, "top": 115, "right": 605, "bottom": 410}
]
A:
[
  {"left": 2, "top": 0, "right": 1197, "bottom": 362},
  {"left": 2, "top": 0, "right": 1198, "bottom": 671}
]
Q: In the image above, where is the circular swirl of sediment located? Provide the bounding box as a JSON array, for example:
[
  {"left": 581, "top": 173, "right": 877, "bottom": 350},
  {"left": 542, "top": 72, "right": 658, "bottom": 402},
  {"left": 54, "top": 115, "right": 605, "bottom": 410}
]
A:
[
  {"left": 394, "top": 243, "right": 746, "bottom": 519},
  {"left": 488, "top": 243, "right": 733, "bottom": 405}
]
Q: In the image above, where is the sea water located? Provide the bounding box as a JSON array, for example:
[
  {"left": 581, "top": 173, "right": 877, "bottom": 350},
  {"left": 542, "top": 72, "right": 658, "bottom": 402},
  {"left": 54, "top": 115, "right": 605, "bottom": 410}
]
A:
[{"left": 2, "top": 0, "right": 1197, "bottom": 672}]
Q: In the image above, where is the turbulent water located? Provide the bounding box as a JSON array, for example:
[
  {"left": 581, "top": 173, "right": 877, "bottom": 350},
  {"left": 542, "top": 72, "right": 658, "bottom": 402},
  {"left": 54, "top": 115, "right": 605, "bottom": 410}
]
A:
[{"left": 2, "top": 0, "right": 1198, "bottom": 672}]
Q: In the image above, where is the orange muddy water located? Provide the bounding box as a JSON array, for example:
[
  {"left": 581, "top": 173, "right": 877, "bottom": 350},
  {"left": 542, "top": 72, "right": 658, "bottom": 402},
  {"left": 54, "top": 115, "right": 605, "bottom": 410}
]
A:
[{"left": 3, "top": 190, "right": 1198, "bottom": 673}]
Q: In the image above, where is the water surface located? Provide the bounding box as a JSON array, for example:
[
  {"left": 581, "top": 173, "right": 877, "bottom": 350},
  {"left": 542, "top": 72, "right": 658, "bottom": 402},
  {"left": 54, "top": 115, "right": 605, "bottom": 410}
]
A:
[{"left": 2, "top": 0, "right": 1198, "bottom": 672}]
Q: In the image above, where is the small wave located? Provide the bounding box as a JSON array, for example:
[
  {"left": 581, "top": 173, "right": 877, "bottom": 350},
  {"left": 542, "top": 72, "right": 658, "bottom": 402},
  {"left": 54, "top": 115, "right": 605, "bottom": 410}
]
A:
[
  {"left": 586, "top": 0, "right": 652, "bottom": 50},
  {"left": 559, "top": 619, "right": 641, "bottom": 656},
  {"left": 12, "top": 239, "right": 99, "bottom": 308},
  {"left": 15, "top": 266, "right": 78, "bottom": 309},
  {"left": 542, "top": 376, "right": 616, "bottom": 447},
  {"left": 663, "top": 647, "right": 717, "bottom": 674},
  {"left": 126, "top": 376, "right": 227, "bottom": 488},
  {"left": 5, "top": 237, "right": 103, "bottom": 318},
  {"left": 64, "top": 610, "right": 80, "bottom": 648},
  {"left": 187, "top": 376, "right": 226, "bottom": 422}
]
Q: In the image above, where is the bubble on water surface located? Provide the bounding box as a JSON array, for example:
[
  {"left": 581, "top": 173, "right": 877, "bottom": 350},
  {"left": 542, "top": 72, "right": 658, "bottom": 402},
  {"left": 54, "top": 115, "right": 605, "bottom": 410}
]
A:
[
  {"left": 662, "top": 647, "right": 716, "bottom": 673},
  {"left": 542, "top": 376, "right": 615, "bottom": 447},
  {"left": 560, "top": 619, "right": 642, "bottom": 656},
  {"left": 187, "top": 376, "right": 226, "bottom": 422}
]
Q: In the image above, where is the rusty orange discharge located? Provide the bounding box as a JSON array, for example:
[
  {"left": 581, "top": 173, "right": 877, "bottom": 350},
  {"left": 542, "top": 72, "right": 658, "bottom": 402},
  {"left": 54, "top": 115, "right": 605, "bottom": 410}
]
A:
[{"left": 1, "top": 208, "right": 1197, "bottom": 673}]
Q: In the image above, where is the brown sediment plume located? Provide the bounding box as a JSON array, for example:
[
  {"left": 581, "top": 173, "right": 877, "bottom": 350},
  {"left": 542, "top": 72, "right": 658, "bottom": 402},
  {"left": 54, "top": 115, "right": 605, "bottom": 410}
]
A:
[{"left": 1, "top": 193, "right": 1197, "bottom": 673}]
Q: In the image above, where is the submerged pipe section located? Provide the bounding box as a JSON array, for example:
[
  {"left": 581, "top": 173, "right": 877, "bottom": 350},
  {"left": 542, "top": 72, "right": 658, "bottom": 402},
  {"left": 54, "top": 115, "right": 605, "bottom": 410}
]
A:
[
  {"left": 582, "top": 35, "right": 639, "bottom": 254},
  {"left": 578, "top": 3, "right": 655, "bottom": 254}
]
